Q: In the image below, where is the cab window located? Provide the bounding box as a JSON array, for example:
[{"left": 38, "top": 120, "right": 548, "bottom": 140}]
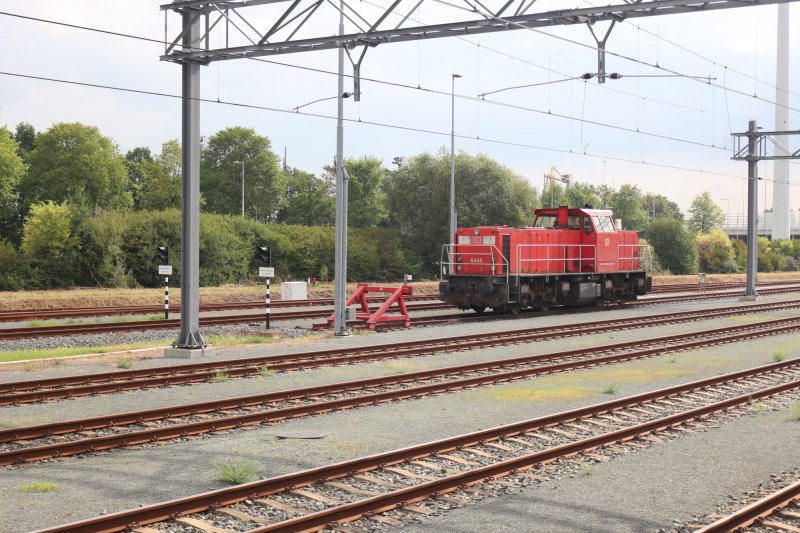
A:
[
  {"left": 534, "top": 215, "right": 557, "bottom": 228},
  {"left": 592, "top": 216, "right": 616, "bottom": 233},
  {"left": 582, "top": 217, "right": 593, "bottom": 233}
]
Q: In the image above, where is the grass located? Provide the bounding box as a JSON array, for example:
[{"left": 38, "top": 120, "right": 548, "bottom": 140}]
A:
[
  {"left": 790, "top": 401, "right": 800, "bottom": 421},
  {"left": 580, "top": 463, "right": 597, "bottom": 476},
  {"left": 207, "top": 334, "right": 277, "bottom": 347},
  {"left": 667, "top": 355, "right": 679, "bottom": 364},
  {"left": 772, "top": 349, "right": 788, "bottom": 362},
  {"left": 215, "top": 458, "right": 258, "bottom": 484},
  {"left": 259, "top": 366, "right": 276, "bottom": 377},
  {"left": 117, "top": 358, "right": 135, "bottom": 369},
  {"left": 601, "top": 383, "right": 620, "bottom": 395},
  {"left": 0, "top": 341, "right": 168, "bottom": 363},
  {"left": 214, "top": 370, "right": 230, "bottom": 382},
  {"left": 18, "top": 482, "right": 56, "bottom": 493}
]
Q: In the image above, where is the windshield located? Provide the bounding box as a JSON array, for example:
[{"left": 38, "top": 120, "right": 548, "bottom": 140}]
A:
[{"left": 592, "top": 216, "right": 616, "bottom": 233}]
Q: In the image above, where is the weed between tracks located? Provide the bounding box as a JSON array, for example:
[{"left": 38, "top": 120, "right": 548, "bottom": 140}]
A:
[
  {"left": 215, "top": 458, "right": 258, "bottom": 484},
  {"left": 772, "top": 348, "right": 788, "bottom": 362},
  {"left": 18, "top": 482, "right": 56, "bottom": 493},
  {"left": 790, "top": 401, "right": 800, "bottom": 421},
  {"left": 214, "top": 370, "right": 230, "bottom": 382},
  {"left": 117, "top": 358, "right": 135, "bottom": 369}
]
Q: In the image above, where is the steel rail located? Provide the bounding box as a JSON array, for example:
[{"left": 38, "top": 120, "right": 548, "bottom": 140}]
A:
[
  {"left": 0, "top": 301, "right": 450, "bottom": 339},
  {"left": 2, "top": 300, "right": 799, "bottom": 405},
  {"left": 2, "top": 285, "right": 798, "bottom": 340},
  {"left": 2, "top": 317, "right": 799, "bottom": 466},
  {"left": 0, "top": 295, "right": 440, "bottom": 322},
  {"left": 650, "top": 280, "right": 800, "bottom": 293},
  {"left": 33, "top": 360, "right": 800, "bottom": 533},
  {"left": 697, "top": 479, "right": 800, "bottom": 532},
  {"left": 250, "top": 376, "right": 800, "bottom": 533}
]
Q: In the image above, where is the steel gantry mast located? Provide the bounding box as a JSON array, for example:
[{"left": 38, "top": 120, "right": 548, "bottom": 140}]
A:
[{"left": 160, "top": 0, "right": 798, "bottom": 346}]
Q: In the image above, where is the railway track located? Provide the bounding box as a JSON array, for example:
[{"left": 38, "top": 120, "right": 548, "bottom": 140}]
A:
[
  {"left": 33, "top": 358, "right": 800, "bottom": 533},
  {"left": 2, "top": 298, "right": 799, "bottom": 405},
  {"left": 1, "top": 310, "right": 799, "bottom": 466},
  {"left": 649, "top": 279, "right": 800, "bottom": 293},
  {"left": 0, "top": 301, "right": 451, "bottom": 340},
  {"left": 0, "top": 295, "right": 440, "bottom": 323},
  {"left": 4, "top": 283, "right": 800, "bottom": 341},
  {"left": 697, "top": 478, "right": 800, "bottom": 532}
]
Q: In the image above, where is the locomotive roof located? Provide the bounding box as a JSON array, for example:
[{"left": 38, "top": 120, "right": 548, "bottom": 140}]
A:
[{"left": 533, "top": 207, "right": 614, "bottom": 217}]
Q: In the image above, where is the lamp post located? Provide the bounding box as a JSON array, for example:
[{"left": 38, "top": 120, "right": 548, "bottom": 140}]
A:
[
  {"left": 233, "top": 160, "right": 245, "bottom": 217},
  {"left": 720, "top": 197, "right": 730, "bottom": 228},
  {"left": 450, "top": 73, "right": 461, "bottom": 247}
]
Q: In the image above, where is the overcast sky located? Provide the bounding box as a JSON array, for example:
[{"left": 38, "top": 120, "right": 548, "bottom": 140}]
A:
[{"left": 1, "top": 1, "right": 798, "bottom": 215}]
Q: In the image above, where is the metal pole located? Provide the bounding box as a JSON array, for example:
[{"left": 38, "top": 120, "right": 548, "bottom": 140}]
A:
[
  {"left": 745, "top": 120, "right": 759, "bottom": 298},
  {"left": 449, "top": 74, "right": 460, "bottom": 247},
  {"left": 241, "top": 161, "right": 245, "bottom": 218},
  {"left": 772, "top": 4, "right": 791, "bottom": 240},
  {"left": 174, "top": 3, "right": 204, "bottom": 349},
  {"left": 265, "top": 278, "right": 271, "bottom": 330},
  {"left": 333, "top": 2, "right": 348, "bottom": 336},
  {"left": 164, "top": 277, "right": 169, "bottom": 320}
]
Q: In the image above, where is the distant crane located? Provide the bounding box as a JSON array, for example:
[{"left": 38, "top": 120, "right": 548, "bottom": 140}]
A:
[{"left": 543, "top": 167, "right": 572, "bottom": 208}]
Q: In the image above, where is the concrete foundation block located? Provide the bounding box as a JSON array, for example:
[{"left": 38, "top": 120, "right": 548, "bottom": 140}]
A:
[
  {"left": 163, "top": 346, "right": 215, "bottom": 359},
  {"left": 739, "top": 295, "right": 760, "bottom": 302}
]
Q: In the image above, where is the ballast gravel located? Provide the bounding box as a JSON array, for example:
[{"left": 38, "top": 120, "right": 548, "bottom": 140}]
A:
[{"left": 0, "top": 293, "right": 799, "bottom": 532}]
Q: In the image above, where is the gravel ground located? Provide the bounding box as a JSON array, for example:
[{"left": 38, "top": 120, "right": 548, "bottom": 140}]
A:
[
  {"left": 0, "top": 294, "right": 799, "bottom": 531},
  {"left": 401, "top": 406, "right": 800, "bottom": 533}
]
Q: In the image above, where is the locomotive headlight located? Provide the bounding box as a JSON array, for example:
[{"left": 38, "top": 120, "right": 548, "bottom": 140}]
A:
[
  {"left": 473, "top": 229, "right": 480, "bottom": 236},
  {"left": 456, "top": 255, "right": 463, "bottom": 263},
  {"left": 456, "top": 264, "right": 463, "bottom": 271}
]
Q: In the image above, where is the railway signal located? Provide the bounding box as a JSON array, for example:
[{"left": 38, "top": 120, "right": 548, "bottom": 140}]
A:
[
  {"left": 256, "top": 245, "right": 271, "bottom": 266},
  {"left": 157, "top": 246, "right": 169, "bottom": 265}
]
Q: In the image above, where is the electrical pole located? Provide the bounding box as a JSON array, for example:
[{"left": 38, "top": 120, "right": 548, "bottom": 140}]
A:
[
  {"left": 168, "top": 1, "right": 206, "bottom": 355},
  {"left": 744, "top": 120, "right": 759, "bottom": 298},
  {"left": 333, "top": 1, "right": 348, "bottom": 336}
]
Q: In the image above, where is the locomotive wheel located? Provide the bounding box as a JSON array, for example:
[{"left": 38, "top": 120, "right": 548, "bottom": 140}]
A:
[
  {"left": 471, "top": 306, "right": 487, "bottom": 314},
  {"left": 535, "top": 297, "right": 552, "bottom": 312},
  {"left": 491, "top": 305, "right": 508, "bottom": 315}
]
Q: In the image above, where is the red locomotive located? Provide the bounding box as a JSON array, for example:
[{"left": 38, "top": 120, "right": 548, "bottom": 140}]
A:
[{"left": 439, "top": 205, "right": 652, "bottom": 313}]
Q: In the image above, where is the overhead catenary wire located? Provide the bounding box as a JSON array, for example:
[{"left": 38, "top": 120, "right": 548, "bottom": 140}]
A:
[
  {"left": 578, "top": 0, "right": 800, "bottom": 99},
  {"left": 431, "top": 0, "right": 800, "bottom": 114},
  {"left": 3, "top": 8, "right": 798, "bottom": 174},
  {"left": 0, "top": 8, "right": 781, "bottom": 126},
  {"left": 0, "top": 10, "right": 738, "bottom": 153},
  {"left": 9, "top": 68, "right": 799, "bottom": 187}
]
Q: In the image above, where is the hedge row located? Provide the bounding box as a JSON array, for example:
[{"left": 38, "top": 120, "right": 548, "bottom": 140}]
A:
[{"left": 0, "top": 209, "right": 415, "bottom": 290}]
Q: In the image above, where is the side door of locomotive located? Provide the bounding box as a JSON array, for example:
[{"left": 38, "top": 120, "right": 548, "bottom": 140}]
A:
[{"left": 579, "top": 214, "right": 596, "bottom": 272}]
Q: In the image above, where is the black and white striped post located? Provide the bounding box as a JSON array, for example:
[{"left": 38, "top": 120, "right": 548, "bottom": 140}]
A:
[
  {"left": 265, "top": 277, "right": 271, "bottom": 330},
  {"left": 164, "top": 277, "right": 170, "bottom": 319},
  {"left": 156, "top": 246, "right": 171, "bottom": 320},
  {"left": 256, "top": 245, "right": 273, "bottom": 331}
]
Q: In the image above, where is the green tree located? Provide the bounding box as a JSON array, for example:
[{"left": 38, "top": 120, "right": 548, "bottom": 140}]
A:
[
  {"left": 540, "top": 182, "right": 565, "bottom": 208},
  {"left": 277, "top": 168, "right": 335, "bottom": 225},
  {"left": 124, "top": 147, "right": 153, "bottom": 209},
  {"left": 645, "top": 218, "right": 697, "bottom": 274},
  {"left": 385, "top": 150, "right": 537, "bottom": 271},
  {"left": 0, "top": 127, "right": 27, "bottom": 242},
  {"left": 641, "top": 193, "right": 683, "bottom": 221},
  {"left": 610, "top": 184, "right": 649, "bottom": 231},
  {"left": 14, "top": 122, "right": 36, "bottom": 157},
  {"left": 137, "top": 141, "right": 182, "bottom": 211},
  {"left": 687, "top": 191, "right": 724, "bottom": 233},
  {"left": 323, "top": 157, "right": 388, "bottom": 227},
  {"left": 21, "top": 201, "right": 79, "bottom": 286},
  {"left": 696, "top": 229, "right": 737, "bottom": 273},
  {"left": 22, "top": 123, "right": 131, "bottom": 212},
  {"left": 200, "top": 127, "right": 283, "bottom": 221},
  {"left": 564, "top": 182, "right": 600, "bottom": 209}
]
